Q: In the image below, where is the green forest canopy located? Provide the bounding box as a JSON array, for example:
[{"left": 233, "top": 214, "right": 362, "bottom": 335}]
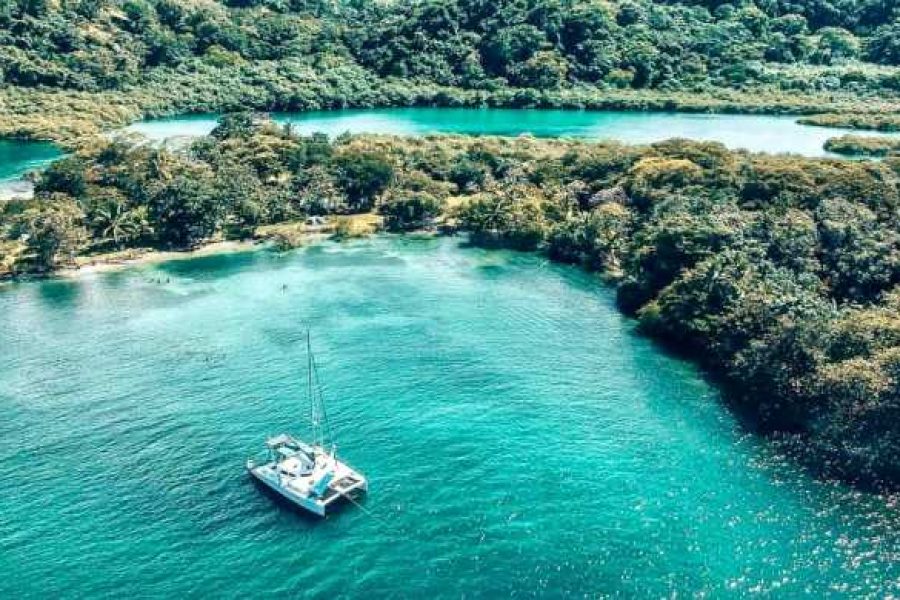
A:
[
  {"left": 2, "top": 0, "right": 898, "bottom": 143},
  {"left": 1, "top": 0, "right": 898, "bottom": 97}
]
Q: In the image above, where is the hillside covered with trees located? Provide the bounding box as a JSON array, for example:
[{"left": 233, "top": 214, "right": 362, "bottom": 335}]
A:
[{"left": 1, "top": 0, "right": 899, "bottom": 141}]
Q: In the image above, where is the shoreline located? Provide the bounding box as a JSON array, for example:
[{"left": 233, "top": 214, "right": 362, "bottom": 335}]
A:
[
  {"left": 1, "top": 106, "right": 898, "bottom": 196},
  {"left": 2, "top": 215, "right": 385, "bottom": 283},
  {"left": 6, "top": 217, "right": 900, "bottom": 491},
  {"left": 63, "top": 240, "right": 263, "bottom": 277},
  {"left": 0, "top": 240, "right": 264, "bottom": 284}
]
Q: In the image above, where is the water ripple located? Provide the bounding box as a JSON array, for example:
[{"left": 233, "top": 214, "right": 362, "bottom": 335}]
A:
[{"left": 0, "top": 237, "right": 898, "bottom": 597}]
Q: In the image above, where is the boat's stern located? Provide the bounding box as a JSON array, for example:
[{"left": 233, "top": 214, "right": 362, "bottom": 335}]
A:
[
  {"left": 248, "top": 437, "right": 366, "bottom": 517},
  {"left": 322, "top": 463, "right": 367, "bottom": 508}
]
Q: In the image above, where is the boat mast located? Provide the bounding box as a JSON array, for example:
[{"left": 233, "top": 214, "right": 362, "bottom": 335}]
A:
[
  {"left": 307, "top": 329, "right": 321, "bottom": 448},
  {"left": 306, "top": 328, "right": 334, "bottom": 453}
]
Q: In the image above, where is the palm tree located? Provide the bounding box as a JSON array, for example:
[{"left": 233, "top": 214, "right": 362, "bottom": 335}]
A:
[{"left": 93, "top": 201, "right": 149, "bottom": 248}]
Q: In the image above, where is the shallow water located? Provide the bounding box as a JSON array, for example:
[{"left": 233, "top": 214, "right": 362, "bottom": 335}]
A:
[
  {"left": 0, "top": 139, "right": 59, "bottom": 179},
  {"left": 1, "top": 237, "right": 898, "bottom": 597},
  {"left": 1, "top": 108, "right": 896, "bottom": 185},
  {"left": 127, "top": 107, "right": 900, "bottom": 156},
  {"left": 0, "top": 138, "right": 60, "bottom": 196}
]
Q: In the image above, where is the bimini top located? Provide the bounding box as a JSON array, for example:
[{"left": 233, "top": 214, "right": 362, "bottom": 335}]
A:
[
  {"left": 266, "top": 434, "right": 316, "bottom": 462},
  {"left": 266, "top": 433, "right": 301, "bottom": 450},
  {"left": 266, "top": 434, "right": 304, "bottom": 449}
]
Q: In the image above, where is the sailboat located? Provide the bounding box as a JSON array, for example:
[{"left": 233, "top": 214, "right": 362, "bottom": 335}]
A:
[{"left": 246, "top": 331, "right": 367, "bottom": 517}]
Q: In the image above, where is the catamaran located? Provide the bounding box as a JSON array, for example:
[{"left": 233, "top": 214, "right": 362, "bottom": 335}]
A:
[{"left": 246, "top": 332, "right": 367, "bottom": 517}]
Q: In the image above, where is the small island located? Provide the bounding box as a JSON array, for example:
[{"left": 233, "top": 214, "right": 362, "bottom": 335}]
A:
[{"left": 825, "top": 133, "right": 900, "bottom": 157}]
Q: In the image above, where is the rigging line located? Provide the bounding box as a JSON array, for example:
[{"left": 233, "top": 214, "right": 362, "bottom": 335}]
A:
[
  {"left": 306, "top": 327, "right": 318, "bottom": 445},
  {"left": 310, "top": 351, "right": 334, "bottom": 449},
  {"left": 304, "top": 325, "right": 333, "bottom": 449},
  {"left": 335, "top": 489, "right": 392, "bottom": 526}
]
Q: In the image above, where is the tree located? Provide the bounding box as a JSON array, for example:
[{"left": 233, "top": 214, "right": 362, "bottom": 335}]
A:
[
  {"left": 145, "top": 30, "right": 190, "bottom": 67},
  {"left": 11, "top": 195, "right": 88, "bottom": 270},
  {"left": 455, "top": 183, "right": 549, "bottom": 250},
  {"left": 813, "top": 27, "right": 860, "bottom": 64},
  {"left": 122, "top": 0, "right": 157, "bottom": 34},
  {"left": 211, "top": 111, "right": 257, "bottom": 139},
  {"left": 867, "top": 23, "right": 900, "bottom": 65},
  {"left": 146, "top": 167, "right": 222, "bottom": 247},
  {"left": 285, "top": 132, "right": 333, "bottom": 172},
  {"left": 445, "top": 160, "right": 484, "bottom": 193},
  {"left": 510, "top": 51, "right": 569, "bottom": 89},
  {"left": 86, "top": 188, "right": 151, "bottom": 248},
  {"left": 295, "top": 165, "right": 344, "bottom": 213},
  {"left": 17, "top": 0, "right": 50, "bottom": 17},
  {"left": 481, "top": 24, "right": 546, "bottom": 77},
  {"left": 333, "top": 150, "right": 394, "bottom": 210},
  {"left": 379, "top": 190, "right": 443, "bottom": 231},
  {"left": 626, "top": 157, "right": 704, "bottom": 209},
  {"left": 816, "top": 198, "right": 900, "bottom": 303},
  {"left": 36, "top": 156, "right": 87, "bottom": 197}
]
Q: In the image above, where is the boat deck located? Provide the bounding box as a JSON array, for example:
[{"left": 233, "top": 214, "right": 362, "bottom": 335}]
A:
[{"left": 248, "top": 449, "right": 367, "bottom": 516}]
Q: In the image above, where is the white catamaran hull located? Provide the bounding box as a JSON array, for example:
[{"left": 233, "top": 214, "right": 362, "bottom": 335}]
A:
[{"left": 247, "top": 458, "right": 367, "bottom": 517}]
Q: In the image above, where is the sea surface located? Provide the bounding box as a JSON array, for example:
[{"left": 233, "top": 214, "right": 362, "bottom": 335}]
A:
[{"left": 1, "top": 237, "right": 898, "bottom": 597}]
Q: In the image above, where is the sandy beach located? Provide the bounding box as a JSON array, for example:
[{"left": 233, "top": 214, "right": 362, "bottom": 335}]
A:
[{"left": 63, "top": 239, "right": 261, "bottom": 277}]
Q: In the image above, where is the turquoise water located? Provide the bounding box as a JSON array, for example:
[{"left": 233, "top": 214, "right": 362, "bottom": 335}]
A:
[
  {"left": 0, "top": 139, "right": 59, "bottom": 180},
  {"left": 127, "top": 108, "right": 900, "bottom": 156},
  {"left": 1, "top": 108, "right": 896, "bottom": 184},
  {"left": 1, "top": 237, "right": 898, "bottom": 597},
  {"left": 0, "top": 138, "right": 60, "bottom": 197}
]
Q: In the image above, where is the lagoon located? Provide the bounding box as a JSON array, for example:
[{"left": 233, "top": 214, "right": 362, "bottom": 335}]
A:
[
  {"left": 127, "top": 107, "right": 900, "bottom": 156},
  {"left": 1, "top": 237, "right": 897, "bottom": 596},
  {"left": 0, "top": 139, "right": 60, "bottom": 198},
  {"left": 2, "top": 108, "right": 899, "bottom": 189}
]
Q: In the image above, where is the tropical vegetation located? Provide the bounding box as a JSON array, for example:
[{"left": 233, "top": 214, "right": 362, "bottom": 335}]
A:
[
  {"left": 800, "top": 113, "right": 900, "bottom": 132},
  {"left": 1, "top": 0, "right": 900, "bottom": 489}
]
